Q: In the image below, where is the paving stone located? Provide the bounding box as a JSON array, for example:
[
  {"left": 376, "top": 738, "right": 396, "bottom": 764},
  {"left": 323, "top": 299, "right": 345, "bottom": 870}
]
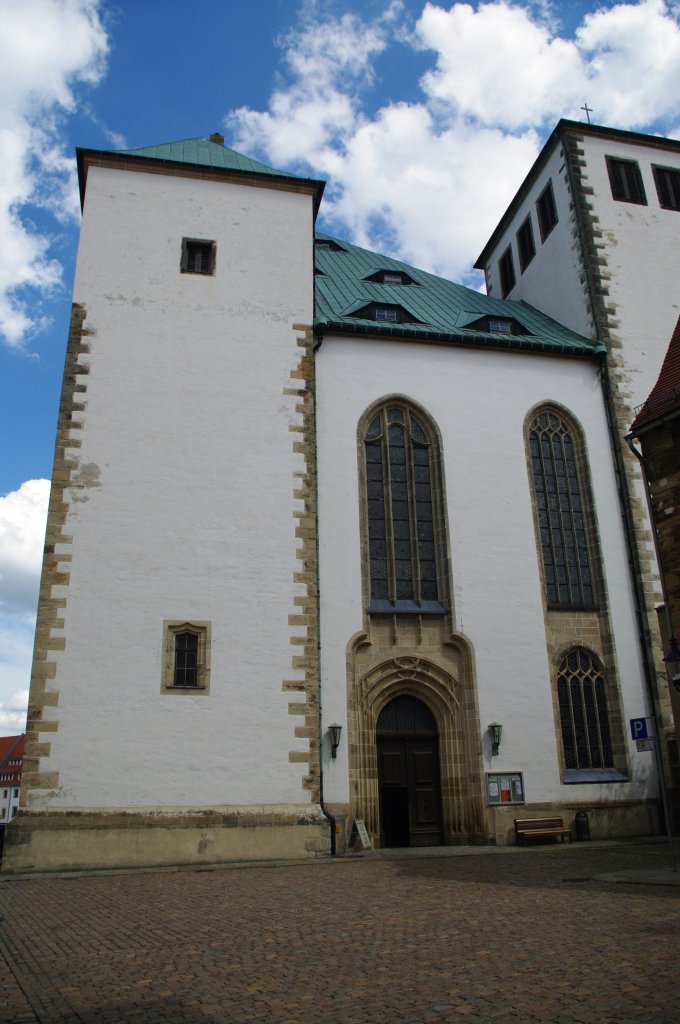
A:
[{"left": 0, "top": 841, "right": 678, "bottom": 1023}]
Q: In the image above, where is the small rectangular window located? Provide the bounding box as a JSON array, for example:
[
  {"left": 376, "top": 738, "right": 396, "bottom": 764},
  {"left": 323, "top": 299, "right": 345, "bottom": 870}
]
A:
[
  {"left": 652, "top": 165, "right": 680, "bottom": 211},
  {"left": 181, "top": 238, "right": 215, "bottom": 275},
  {"left": 488, "top": 320, "right": 512, "bottom": 333},
  {"left": 375, "top": 307, "right": 398, "bottom": 321},
  {"left": 161, "top": 620, "right": 212, "bottom": 694},
  {"left": 606, "top": 157, "right": 647, "bottom": 205},
  {"left": 536, "top": 181, "right": 558, "bottom": 240},
  {"left": 498, "top": 247, "right": 515, "bottom": 298},
  {"left": 516, "top": 216, "right": 535, "bottom": 272}
]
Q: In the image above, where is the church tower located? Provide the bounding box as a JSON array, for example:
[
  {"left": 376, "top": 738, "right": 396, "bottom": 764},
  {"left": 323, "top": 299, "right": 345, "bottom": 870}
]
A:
[{"left": 4, "top": 136, "right": 328, "bottom": 872}]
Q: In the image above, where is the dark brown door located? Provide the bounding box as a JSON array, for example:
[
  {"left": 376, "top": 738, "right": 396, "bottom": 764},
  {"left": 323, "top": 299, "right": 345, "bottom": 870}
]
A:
[{"left": 378, "top": 736, "right": 443, "bottom": 847}]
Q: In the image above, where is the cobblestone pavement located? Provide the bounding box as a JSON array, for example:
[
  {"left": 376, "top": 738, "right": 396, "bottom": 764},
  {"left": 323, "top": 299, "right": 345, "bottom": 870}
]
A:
[{"left": 1, "top": 841, "right": 678, "bottom": 1024}]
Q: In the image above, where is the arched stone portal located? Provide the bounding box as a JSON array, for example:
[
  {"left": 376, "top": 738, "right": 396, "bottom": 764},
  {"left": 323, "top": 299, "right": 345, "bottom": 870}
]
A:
[{"left": 347, "top": 644, "right": 486, "bottom": 847}]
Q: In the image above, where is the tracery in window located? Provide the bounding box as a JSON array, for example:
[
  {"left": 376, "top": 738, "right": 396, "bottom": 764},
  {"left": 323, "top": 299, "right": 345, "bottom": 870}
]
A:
[
  {"left": 363, "top": 402, "right": 446, "bottom": 613},
  {"left": 557, "top": 648, "right": 613, "bottom": 769},
  {"left": 528, "top": 410, "right": 595, "bottom": 609}
]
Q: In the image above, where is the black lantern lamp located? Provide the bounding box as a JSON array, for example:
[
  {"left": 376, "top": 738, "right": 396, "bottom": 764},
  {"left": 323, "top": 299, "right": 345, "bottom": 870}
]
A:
[
  {"left": 488, "top": 722, "right": 502, "bottom": 757},
  {"left": 664, "top": 636, "right": 680, "bottom": 692},
  {"left": 328, "top": 723, "right": 342, "bottom": 758}
]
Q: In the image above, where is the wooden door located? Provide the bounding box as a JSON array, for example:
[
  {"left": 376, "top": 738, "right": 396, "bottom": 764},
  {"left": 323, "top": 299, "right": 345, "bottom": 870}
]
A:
[{"left": 378, "top": 736, "right": 442, "bottom": 847}]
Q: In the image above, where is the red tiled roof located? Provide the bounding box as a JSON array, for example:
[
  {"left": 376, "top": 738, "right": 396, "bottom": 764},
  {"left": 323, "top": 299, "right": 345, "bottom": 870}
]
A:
[
  {"left": 632, "top": 315, "right": 680, "bottom": 431},
  {"left": 0, "top": 734, "right": 24, "bottom": 785}
]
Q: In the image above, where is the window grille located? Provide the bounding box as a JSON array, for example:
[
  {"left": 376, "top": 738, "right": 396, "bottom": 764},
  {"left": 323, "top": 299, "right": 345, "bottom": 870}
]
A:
[
  {"left": 557, "top": 649, "right": 614, "bottom": 769},
  {"left": 364, "top": 404, "right": 440, "bottom": 606},
  {"left": 174, "top": 631, "right": 199, "bottom": 687},
  {"left": 377, "top": 695, "right": 437, "bottom": 733},
  {"left": 528, "top": 410, "right": 595, "bottom": 608}
]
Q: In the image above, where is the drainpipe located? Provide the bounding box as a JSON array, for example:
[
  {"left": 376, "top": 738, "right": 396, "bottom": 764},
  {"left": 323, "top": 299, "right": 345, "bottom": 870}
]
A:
[{"left": 311, "top": 315, "right": 336, "bottom": 854}]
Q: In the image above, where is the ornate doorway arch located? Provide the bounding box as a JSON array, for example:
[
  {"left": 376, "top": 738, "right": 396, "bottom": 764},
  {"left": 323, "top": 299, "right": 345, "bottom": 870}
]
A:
[{"left": 347, "top": 650, "right": 486, "bottom": 847}]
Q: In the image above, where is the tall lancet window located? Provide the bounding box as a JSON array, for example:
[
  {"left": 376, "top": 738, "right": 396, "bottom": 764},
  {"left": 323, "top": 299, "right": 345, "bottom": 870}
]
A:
[
  {"left": 557, "top": 648, "right": 614, "bottom": 769},
  {"left": 528, "top": 409, "right": 595, "bottom": 609},
  {"left": 363, "top": 403, "right": 446, "bottom": 613}
]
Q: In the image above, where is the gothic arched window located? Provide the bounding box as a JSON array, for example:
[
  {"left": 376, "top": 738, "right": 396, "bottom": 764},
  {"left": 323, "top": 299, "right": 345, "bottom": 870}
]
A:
[
  {"left": 363, "top": 402, "right": 446, "bottom": 613},
  {"left": 557, "top": 648, "right": 614, "bottom": 769},
  {"left": 528, "top": 409, "right": 595, "bottom": 609}
]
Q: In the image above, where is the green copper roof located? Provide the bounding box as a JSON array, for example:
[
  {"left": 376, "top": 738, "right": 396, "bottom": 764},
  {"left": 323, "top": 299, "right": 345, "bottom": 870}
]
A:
[
  {"left": 117, "top": 137, "right": 317, "bottom": 183},
  {"left": 315, "top": 233, "right": 604, "bottom": 358}
]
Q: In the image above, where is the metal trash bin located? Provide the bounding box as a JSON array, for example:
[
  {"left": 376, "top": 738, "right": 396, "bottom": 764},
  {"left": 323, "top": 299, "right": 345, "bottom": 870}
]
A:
[{"left": 575, "top": 810, "right": 590, "bottom": 841}]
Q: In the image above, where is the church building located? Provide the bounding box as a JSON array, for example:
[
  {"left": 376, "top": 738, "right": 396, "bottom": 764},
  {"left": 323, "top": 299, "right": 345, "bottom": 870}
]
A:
[{"left": 3, "top": 127, "right": 673, "bottom": 873}]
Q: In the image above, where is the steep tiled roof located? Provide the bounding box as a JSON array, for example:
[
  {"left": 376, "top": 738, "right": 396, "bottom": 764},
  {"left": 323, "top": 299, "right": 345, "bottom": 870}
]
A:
[
  {"left": 0, "top": 734, "right": 24, "bottom": 785},
  {"left": 315, "top": 233, "right": 603, "bottom": 358},
  {"left": 631, "top": 315, "right": 680, "bottom": 431}
]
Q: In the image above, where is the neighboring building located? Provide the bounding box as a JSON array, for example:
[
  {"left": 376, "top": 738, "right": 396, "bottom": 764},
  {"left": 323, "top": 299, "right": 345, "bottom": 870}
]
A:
[
  {"left": 629, "top": 316, "right": 680, "bottom": 821},
  {"left": 1, "top": 132, "right": 666, "bottom": 873},
  {"left": 0, "top": 735, "right": 24, "bottom": 824},
  {"left": 475, "top": 119, "right": 680, "bottom": 808}
]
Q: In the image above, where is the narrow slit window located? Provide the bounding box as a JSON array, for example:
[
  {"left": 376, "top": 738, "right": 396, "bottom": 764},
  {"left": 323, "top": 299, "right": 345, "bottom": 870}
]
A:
[{"left": 536, "top": 181, "right": 558, "bottom": 240}]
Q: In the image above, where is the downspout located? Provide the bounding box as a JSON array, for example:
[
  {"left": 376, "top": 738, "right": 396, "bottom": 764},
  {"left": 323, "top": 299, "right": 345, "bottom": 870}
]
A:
[{"left": 312, "top": 319, "right": 336, "bottom": 854}]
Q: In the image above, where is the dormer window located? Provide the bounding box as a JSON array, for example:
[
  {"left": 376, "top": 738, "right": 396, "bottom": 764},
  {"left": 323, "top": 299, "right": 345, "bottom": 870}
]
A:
[
  {"left": 466, "top": 315, "right": 530, "bottom": 336},
  {"left": 315, "top": 238, "right": 347, "bottom": 252},
  {"left": 365, "top": 269, "right": 415, "bottom": 285},
  {"left": 351, "top": 303, "right": 419, "bottom": 324}
]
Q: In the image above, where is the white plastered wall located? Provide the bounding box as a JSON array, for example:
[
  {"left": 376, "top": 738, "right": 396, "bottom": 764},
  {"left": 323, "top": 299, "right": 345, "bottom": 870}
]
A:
[
  {"left": 36, "top": 166, "right": 315, "bottom": 810},
  {"left": 317, "top": 336, "right": 657, "bottom": 807}
]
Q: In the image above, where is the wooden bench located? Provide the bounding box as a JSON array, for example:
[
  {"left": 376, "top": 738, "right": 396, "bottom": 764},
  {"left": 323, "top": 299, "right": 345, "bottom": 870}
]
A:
[{"left": 514, "top": 816, "right": 572, "bottom": 845}]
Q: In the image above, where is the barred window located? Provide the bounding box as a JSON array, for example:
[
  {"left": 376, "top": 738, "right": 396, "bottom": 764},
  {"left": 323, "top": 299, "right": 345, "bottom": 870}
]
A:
[
  {"left": 363, "top": 403, "right": 446, "bottom": 613},
  {"left": 528, "top": 410, "right": 595, "bottom": 609},
  {"left": 174, "top": 631, "right": 198, "bottom": 687},
  {"left": 557, "top": 649, "right": 613, "bottom": 769},
  {"left": 161, "top": 620, "right": 211, "bottom": 695}
]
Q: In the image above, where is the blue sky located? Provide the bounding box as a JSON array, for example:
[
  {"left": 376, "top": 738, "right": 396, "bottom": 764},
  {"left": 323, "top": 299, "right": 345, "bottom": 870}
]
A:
[{"left": 1, "top": 0, "right": 680, "bottom": 730}]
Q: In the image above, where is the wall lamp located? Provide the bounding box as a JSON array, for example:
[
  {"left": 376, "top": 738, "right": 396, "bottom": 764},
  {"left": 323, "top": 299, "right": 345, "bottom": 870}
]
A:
[
  {"left": 328, "top": 723, "right": 342, "bottom": 759},
  {"left": 488, "top": 722, "right": 503, "bottom": 757},
  {"left": 664, "top": 637, "right": 680, "bottom": 692}
]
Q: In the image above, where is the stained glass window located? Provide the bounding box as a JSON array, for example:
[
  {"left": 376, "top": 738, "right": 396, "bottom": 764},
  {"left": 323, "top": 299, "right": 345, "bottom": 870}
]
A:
[
  {"left": 557, "top": 648, "right": 614, "bottom": 769},
  {"left": 364, "top": 404, "right": 440, "bottom": 606},
  {"left": 529, "top": 410, "right": 595, "bottom": 608}
]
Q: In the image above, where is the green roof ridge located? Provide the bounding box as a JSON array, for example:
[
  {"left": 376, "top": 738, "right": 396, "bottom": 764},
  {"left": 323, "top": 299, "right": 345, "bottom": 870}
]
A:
[{"left": 116, "top": 136, "right": 315, "bottom": 182}]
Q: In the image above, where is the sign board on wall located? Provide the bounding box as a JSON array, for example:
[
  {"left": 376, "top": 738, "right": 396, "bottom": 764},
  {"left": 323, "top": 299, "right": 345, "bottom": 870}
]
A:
[{"left": 486, "top": 773, "right": 525, "bottom": 805}]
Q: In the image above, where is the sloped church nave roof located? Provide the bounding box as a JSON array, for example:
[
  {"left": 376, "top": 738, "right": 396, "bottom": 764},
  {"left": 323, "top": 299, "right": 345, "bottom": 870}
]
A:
[{"left": 315, "top": 232, "right": 603, "bottom": 358}]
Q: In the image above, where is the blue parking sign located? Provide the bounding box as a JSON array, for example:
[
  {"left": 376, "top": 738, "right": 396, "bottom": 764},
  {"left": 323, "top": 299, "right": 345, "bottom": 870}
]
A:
[{"left": 630, "top": 717, "right": 648, "bottom": 741}]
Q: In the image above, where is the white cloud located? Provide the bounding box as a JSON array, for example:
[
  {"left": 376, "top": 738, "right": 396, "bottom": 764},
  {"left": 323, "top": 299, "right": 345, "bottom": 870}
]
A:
[
  {"left": 229, "top": 7, "right": 393, "bottom": 167},
  {"left": 0, "top": 479, "right": 50, "bottom": 618},
  {"left": 0, "top": 0, "right": 108, "bottom": 347},
  {"left": 225, "top": 1, "right": 680, "bottom": 281}
]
